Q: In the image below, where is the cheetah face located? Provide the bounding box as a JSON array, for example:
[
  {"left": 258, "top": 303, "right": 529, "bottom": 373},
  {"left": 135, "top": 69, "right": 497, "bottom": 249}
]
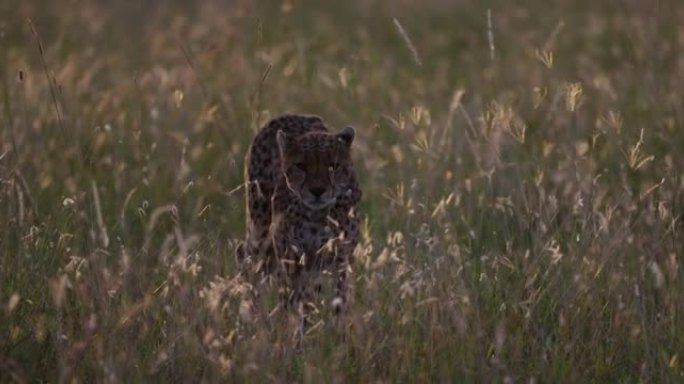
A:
[{"left": 277, "top": 127, "right": 355, "bottom": 210}]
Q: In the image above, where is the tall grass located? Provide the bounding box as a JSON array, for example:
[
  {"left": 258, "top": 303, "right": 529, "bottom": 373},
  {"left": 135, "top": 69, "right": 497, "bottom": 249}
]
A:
[{"left": 1, "top": 1, "right": 683, "bottom": 382}]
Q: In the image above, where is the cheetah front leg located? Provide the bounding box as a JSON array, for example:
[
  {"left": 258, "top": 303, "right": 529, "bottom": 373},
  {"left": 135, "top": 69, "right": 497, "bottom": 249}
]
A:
[
  {"left": 330, "top": 207, "right": 360, "bottom": 318},
  {"left": 278, "top": 250, "right": 318, "bottom": 342},
  {"left": 272, "top": 235, "right": 313, "bottom": 324},
  {"left": 332, "top": 241, "right": 352, "bottom": 317},
  {"left": 240, "top": 172, "right": 275, "bottom": 274}
]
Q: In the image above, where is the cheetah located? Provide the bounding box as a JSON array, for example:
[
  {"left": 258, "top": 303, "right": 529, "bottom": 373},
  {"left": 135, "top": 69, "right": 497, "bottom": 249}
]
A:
[{"left": 237, "top": 114, "right": 362, "bottom": 318}]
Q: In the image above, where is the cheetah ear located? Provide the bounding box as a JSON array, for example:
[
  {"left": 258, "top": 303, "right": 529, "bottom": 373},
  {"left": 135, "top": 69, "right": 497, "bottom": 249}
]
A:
[{"left": 336, "top": 126, "right": 355, "bottom": 146}]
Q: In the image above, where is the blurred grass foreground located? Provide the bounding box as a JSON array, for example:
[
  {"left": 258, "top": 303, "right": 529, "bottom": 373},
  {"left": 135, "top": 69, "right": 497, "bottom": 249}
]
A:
[{"left": 1, "top": 1, "right": 683, "bottom": 382}]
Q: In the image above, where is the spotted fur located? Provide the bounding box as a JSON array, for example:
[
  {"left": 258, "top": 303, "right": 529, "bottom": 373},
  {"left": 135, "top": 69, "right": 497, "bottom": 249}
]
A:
[{"left": 237, "top": 114, "right": 361, "bottom": 317}]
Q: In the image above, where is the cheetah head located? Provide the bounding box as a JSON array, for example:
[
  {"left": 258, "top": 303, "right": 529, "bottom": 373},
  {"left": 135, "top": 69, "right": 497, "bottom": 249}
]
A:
[{"left": 277, "top": 126, "right": 356, "bottom": 210}]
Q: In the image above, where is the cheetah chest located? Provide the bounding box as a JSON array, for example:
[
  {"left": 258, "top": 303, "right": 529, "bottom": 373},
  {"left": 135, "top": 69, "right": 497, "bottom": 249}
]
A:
[{"left": 280, "top": 217, "right": 338, "bottom": 266}]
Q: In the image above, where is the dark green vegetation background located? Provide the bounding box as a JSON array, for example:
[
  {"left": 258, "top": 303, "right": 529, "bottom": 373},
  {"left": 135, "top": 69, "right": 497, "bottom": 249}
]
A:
[{"left": 1, "top": 1, "right": 683, "bottom": 382}]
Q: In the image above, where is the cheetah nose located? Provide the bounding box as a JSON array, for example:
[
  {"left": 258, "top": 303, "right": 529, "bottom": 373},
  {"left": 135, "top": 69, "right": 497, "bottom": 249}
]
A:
[{"left": 310, "top": 187, "right": 326, "bottom": 198}]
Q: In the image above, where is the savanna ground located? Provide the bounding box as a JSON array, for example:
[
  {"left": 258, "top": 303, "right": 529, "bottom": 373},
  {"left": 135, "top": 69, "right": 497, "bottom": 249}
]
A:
[{"left": 1, "top": 1, "right": 683, "bottom": 382}]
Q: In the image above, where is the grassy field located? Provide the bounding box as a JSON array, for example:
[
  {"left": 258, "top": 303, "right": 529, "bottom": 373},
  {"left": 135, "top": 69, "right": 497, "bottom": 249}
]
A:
[{"left": 1, "top": 0, "right": 683, "bottom": 382}]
